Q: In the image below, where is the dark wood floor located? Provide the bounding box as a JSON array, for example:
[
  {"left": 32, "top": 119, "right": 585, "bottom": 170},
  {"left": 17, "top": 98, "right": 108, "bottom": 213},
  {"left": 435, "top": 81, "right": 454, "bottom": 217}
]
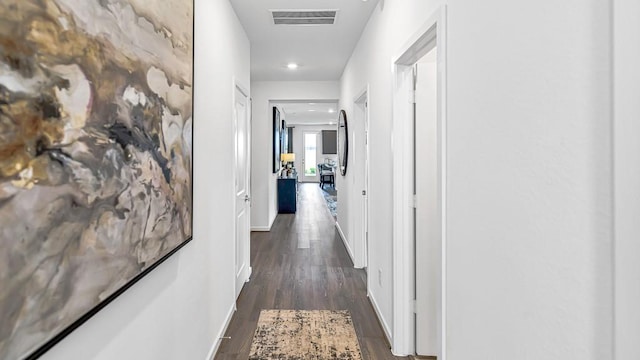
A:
[{"left": 215, "top": 183, "right": 407, "bottom": 360}]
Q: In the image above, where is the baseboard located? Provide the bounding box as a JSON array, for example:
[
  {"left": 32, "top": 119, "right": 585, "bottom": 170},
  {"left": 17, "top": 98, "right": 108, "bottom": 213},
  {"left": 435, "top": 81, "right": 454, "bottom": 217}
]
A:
[
  {"left": 367, "top": 290, "right": 393, "bottom": 347},
  {"left": 251, "top": 226, "right": 271, "bottom": 232},
  {"left": 251, "top": 215, "right": 276, "bottom": 232},
  {"left": 335, "top": 222, "right": 355, "bottom": 265},
  {"left": 206, "top": 302, "right": 236, "bottom": 360}
]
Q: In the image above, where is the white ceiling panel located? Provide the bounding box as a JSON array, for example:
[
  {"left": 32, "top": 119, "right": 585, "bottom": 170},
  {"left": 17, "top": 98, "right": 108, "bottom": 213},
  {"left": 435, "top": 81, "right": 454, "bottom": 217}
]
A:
[
  {"left": 230, "top": 0, "right": 379, "bottom": 81},
  {"left": 273, "top": 101, "right": 339, "bottom": 126}
]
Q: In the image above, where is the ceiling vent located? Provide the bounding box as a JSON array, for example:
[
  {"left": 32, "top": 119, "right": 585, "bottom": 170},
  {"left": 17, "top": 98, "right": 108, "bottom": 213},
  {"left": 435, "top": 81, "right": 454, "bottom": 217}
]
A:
[{"left": 271, "top": 10, "right": 338, "bottom": 25}]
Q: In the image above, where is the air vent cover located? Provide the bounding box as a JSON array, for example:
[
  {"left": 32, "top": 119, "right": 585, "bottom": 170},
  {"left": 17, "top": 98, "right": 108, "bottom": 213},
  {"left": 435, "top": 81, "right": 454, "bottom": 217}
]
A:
[{"left": 271, "top": 10, "right": 338, "bottom": 25}]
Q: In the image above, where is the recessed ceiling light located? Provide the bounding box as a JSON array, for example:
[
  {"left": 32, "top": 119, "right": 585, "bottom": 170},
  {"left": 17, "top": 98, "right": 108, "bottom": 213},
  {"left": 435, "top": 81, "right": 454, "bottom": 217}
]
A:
[
  {"left": 328, "top": 109, "right": 335, "bottom": 113},
  {"left": 287, "top": 63, "right": 298, "bottom": 70},
  {"left": 308, "top": 109, "right": 316, "bottom": 112}
]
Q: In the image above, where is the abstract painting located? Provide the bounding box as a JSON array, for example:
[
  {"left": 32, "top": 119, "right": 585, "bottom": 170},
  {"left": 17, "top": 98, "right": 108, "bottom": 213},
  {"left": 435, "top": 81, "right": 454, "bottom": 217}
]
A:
[{"left": 0, "top": 1, "right": 193, "bottom": 358}]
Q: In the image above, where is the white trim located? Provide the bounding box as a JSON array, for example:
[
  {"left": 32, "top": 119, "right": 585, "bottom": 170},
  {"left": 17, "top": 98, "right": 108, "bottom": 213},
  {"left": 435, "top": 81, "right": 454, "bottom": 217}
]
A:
[
  {"left": 234, "top": 79, "right": 250, "bottom": 101},
  {"left": 206, "top": 302, "right": 236, "bottom": 360},
  {"left": 335, "top": 222, "right": 355, "bottom": 266},
  {"left": 353, "top": 86, "right": 369, "bottom": 104},
  {"left": 267, "top": 210, "right": 277, "bottom": 231},
  {"left": 391, "top": 61, "right": 416, "bottom": 356},
  {"left": 613, "top": 0, "right": 640, "bottom": 358},
  {"left": 391, "top": 5, "right": 447, "bottom": 358},
  {"left": 251, "top": 226, "right": 271, "bottom": 232},
  {"left": 368, "top": 290, "right": 393, "bottom": 349},
  {"left": 251, "top": 211, "right": 276, "bottom": 232},
  {"left": 233, "top": 78, "right": 252, "bottom": 300},
  {"left": 352, "top": 85, "right": 370, "bottom": 270}
]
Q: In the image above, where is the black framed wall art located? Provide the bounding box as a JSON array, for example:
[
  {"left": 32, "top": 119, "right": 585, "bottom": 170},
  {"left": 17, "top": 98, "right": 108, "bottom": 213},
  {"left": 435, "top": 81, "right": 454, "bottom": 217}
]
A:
[
  {"left": 273, "top": 107, "right": 281, "bottom": 173},
  {"left": 281, "top": 119, "right": 289, "bottom": 154},
  {"left": 0, "top": 0, "right": 194, "bottom": 358},
  {"left": 322, "top": 130, "right": 337, "bottom": 154}
]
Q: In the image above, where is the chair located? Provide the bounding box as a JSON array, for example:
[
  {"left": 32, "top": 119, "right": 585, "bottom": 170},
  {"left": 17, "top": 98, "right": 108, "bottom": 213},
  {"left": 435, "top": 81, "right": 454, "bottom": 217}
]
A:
[{"left": 318, "top": 163, "right": 335, "bottom": 188}]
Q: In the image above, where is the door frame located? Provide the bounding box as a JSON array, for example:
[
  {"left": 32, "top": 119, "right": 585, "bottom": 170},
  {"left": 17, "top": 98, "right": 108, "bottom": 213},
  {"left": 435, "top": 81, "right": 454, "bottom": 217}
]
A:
[
  {"left": 353, "top": 86, "right": 370, "bottom": 270},
  {"left": 613, "top": 0, "right": 640, "bottom": 357},
  {"left": 233, "top": 78, "right": 251, "bottom": 299},
  {"left": 391, "top": 6, "right": 447, "bottom": 357}
]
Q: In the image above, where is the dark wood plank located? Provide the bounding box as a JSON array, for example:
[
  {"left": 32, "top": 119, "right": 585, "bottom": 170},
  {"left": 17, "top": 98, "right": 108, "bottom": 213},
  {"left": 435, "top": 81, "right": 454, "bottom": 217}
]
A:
[{"left": 215, "top": 183, "right": 408, "bottom": 360}]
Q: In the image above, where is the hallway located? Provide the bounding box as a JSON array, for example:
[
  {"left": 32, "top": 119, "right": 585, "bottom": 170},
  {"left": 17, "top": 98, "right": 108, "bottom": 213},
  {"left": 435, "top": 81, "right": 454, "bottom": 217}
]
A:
[{"left": 216, "top": 183, "right": 404, "bottom": 359}]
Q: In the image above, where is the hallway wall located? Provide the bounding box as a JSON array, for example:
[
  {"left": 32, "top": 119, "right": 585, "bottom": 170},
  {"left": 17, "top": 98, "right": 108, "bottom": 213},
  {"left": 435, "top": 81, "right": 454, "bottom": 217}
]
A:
[
  {"left": 40, "top": 0, "right": 250, "bottom": 359},
  {"left": 340, "top": 0, "right": 613, "bottom": 358},
  {"left": 250, "top": 81, "right": 339, "bottom": 230}
]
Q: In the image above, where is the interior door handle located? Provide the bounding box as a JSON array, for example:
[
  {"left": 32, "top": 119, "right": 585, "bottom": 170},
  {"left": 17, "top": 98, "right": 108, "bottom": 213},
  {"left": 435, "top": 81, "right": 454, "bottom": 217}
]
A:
[
  {"left": 244, "top": 195, "right": 251, "bottom": 202},
  {"left": 362, "top": 190, "right": 366, "bottom": 196}
]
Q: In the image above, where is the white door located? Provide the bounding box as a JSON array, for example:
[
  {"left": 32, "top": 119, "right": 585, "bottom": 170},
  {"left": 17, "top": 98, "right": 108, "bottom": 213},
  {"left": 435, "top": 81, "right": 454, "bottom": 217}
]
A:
[
  {"left": 353, "top": 93, "right": 369, "bottom": 269},
  {"left": 414, "top": 48, "right": 440, "bottom": 356},
  {"left": 234, "top": 85, "right": 251, "bottom": 299},
  {"left": 302, "top": 132, "right": 319, "bottom": 182},
  {"left": 363, "top": 101, "right": 369, "bottom": 269}
]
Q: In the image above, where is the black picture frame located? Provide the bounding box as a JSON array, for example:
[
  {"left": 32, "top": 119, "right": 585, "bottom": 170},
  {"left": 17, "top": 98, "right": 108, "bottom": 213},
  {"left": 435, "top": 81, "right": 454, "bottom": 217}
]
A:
[
  {"left": 322, "top": 130, "right": 337, "bottom": 154},
  {"left": 281, "top": 119, "right": 288, "bottom": 154},
  {"left": 273, "top": 107, "right": 281, "bottom": 173},
  {"left": 338, "top": 110, "right": 348, "bottom": 176},
  {"left": 287, "top": 127, "right": 294, "bottom": 154}
]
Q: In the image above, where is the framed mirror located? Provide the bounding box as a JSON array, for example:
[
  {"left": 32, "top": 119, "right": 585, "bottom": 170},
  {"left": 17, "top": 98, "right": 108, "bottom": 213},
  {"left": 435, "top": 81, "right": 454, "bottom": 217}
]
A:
[{"left": 337, "top": 110, "right": 348, "bottom": 176}]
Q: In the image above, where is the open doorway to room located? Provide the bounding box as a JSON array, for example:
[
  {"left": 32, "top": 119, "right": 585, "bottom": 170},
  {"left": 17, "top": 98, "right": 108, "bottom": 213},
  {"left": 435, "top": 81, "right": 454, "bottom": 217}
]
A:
[
  {"left": 392, "top": 6, "right": 447, "bottom": 358},
  {"left": 270, "top": 100, "right": 340, "bottom": 220},
  {"left": 351, "top": 88, "right": 370, "bottom": 270},
  {"left": 302, "top": 131, "right": 320, "bottom": 182}
]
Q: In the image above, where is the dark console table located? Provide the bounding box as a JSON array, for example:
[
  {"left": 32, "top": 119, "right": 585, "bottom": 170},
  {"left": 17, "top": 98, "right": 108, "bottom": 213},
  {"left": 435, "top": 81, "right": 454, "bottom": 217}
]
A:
[{"left": 277, "top": 177, "right": 297, "bottom": 213}]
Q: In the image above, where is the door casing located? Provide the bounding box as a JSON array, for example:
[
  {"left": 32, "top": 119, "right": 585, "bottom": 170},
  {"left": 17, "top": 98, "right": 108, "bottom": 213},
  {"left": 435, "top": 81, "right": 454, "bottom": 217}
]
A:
[
  {"left": 391, "top": 6, "right": 448, "bottom": 358},
  {"left": 233, "top": 80, "right": 251, "bottom": 299},
  {"left": 352, "top": 86, "right": 370, "bottom": 270}
]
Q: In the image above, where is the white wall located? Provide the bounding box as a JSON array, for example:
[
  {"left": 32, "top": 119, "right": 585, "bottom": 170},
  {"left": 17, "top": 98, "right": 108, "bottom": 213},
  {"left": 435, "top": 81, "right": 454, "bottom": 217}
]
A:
[
  {"left": 41, "top": 0, "right": 250, "bottom": 359},
  {"left": 291, "top": 125, "right": 338, "bottom": 182},
  {"left": 340, "top": 0, "right": 613, "bottom": 358},
  {"left": 614, "top": 0, "right": 640, "bottom": 358},
  {"left": 250, "top": 81, "right": 339, "bottom": 230}
]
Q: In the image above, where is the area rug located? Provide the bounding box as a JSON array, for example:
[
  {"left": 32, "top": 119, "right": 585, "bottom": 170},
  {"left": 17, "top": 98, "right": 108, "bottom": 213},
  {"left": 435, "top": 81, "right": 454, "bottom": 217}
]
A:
[
  {"left": 249, "top": 310, "right": 362, "bottom": 360},
  {"left": 321, "top": 188, "right": 338, "bottom": 219}
]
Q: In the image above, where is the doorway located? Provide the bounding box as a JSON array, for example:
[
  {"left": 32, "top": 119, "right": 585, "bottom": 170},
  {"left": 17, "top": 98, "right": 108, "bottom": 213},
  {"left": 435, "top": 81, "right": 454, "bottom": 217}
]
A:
[
  {"left": 352, "top": 88, "right": 370, "bottom": 269},
  {"left": 234, "top": 82, "right": 251, "bottom": 299},
  {"left": 392, "top": 6, "right": 447, "bottom": 358},
  {"left": 302, "top": 131, "right": 320, "bottom": 182}
]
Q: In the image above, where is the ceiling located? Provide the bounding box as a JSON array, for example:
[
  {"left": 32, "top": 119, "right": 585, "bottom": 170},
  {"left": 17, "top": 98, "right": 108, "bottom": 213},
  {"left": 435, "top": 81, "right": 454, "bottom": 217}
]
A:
[
  {"left": 273, "top": 101, "right": 339, "bottom": 126},
  {"left": 230, "top": 0, "right": 380, "bottom": 81}
]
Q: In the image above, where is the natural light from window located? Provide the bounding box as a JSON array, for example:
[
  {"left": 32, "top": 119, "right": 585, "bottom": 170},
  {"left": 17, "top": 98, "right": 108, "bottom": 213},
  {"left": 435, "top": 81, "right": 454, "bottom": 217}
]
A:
[{"left": 304, "top": 133, "right": 317, "bottom": 177}]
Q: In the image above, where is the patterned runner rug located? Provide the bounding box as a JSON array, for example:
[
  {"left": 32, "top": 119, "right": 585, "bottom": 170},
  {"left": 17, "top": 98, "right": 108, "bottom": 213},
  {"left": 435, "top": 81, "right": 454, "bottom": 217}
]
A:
[
  {"left": 320, "top": 187, "right": 337, "bottom": 219},
  {"left": 249, "top": 310, "right": 362, "bottom": 360}
]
